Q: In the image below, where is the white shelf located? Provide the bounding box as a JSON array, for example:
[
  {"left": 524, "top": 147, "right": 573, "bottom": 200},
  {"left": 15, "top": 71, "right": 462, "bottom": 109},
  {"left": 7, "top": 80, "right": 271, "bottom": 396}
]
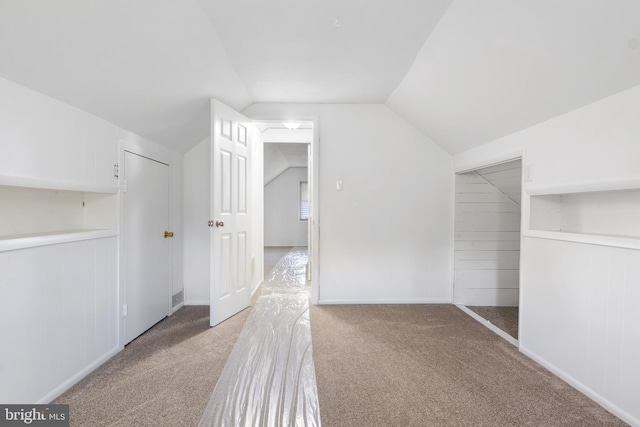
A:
[
  {"left": 524, "top": 230, "right": 640, "bottom": 251},
  {"left": 0, "top": 174, "right": 118, "bottom": 194},
  {"left": 0, "top": 229, "right": 118, "bottom": 252},
  {"left": 526, "top": 178, "right": 640, "bottom": 196}
]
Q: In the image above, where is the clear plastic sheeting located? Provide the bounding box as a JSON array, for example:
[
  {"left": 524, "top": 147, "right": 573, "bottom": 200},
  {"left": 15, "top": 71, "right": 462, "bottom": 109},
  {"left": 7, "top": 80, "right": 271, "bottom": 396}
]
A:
[{"left": 199, "top": 248, "right": 321, "bottom": 427}]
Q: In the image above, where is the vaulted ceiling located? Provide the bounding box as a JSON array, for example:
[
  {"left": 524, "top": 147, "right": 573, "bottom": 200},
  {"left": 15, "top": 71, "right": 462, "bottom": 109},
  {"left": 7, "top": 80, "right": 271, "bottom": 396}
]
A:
[{"left": 0, "top": 0, "right": 638, "bottom": 155}]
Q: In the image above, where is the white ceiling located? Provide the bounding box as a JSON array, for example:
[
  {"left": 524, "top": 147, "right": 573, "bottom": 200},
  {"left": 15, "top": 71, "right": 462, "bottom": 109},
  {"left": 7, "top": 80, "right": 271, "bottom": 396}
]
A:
[
  {"left": 387, "top": 0, "right": 640, "bottom": 154},
  {"left": 0, "top": 0, "right": 639, "bottom": 155},
  {"left": 200, "top": 0, "right": 451, "bottom": 103},
  {"left": 264, "top": 142, "right": 309, "bottom": 185},
  {"left": 0, "top": 0, "right": 251, "bottom": 152}
]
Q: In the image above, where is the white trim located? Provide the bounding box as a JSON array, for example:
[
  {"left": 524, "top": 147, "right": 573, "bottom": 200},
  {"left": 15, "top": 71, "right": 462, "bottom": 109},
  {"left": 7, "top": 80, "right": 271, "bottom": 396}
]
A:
[
  {"left": 0, "top": 174, "right": 118, "bottom": 194},
  {"left": 246, "top": 114, "right": 321, "bottom": 305},
  {"left": 171, "top": 302, "right": 184, "bottom": 314},
  {"left": 0, "top": 229, "right": 117, "bottom": 252},
  {"left": 318, "top": 298, "right": 451, "bottom": 305},
  {"left": 36, "top": 345, "right": 122, "bottom": 404},
  {"left": 520, "top": 346, "right": 639, "bottom": 427},
  {"left": 524, "top": 230, "right": 640, "bottom": 251},
  {"left": 526, "top": 178, "right": 640, "bottom": 196},
  {"left": 251, "top": 280, "right": 264, "bottom": 297},
  {"left": 118, "top": 140, "right": 176, "bottom": 348},
  {"left": 456, "top": 304, "right": 519, "bottom": 346},
  {"left": 184, "top": 300, "right": 210, "bottom": 306},
  {"left": 454, "top": 151, "right": 524, "bottom": 175}
]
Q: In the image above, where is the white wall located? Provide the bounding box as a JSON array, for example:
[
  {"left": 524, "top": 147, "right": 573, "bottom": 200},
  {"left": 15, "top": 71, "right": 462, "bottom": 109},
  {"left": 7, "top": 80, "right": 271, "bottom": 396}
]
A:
[
  {"left": 264, "top": 167, "right": 309, "bottom": 247},
  {"left": 244, "top": 104, "right": 454, "bottom": 304},
  {"left": 0, "top": 76, "right": 184, "bottom": 403},
  {"left": 183, "top": 137, "right": 211, "bottom": 305},
  {"left": 453, "top": 84, "right": 640, "bottom": 426}
]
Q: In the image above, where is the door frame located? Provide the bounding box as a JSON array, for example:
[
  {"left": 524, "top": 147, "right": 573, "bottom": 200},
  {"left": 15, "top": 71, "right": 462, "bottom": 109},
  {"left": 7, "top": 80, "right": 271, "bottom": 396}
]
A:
[
  {"left": 453, "top": 153, "right": 524, "bottom": 346},
  {"left": 118, "top": 140, "right": 177, "bottom": 347},
  {"left": 249, "top": 116, "right": 320, "bottom": 304}
]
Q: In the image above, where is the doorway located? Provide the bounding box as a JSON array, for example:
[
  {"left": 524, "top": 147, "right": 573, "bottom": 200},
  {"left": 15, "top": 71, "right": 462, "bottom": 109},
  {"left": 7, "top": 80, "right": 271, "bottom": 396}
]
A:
[
  {"left": 254, "top": 121, "right": 316, "bottom": 297},
  {"left": 123, "top": 151, "right": 172, "bottom": 344},
  {"left": 453, "top": 158, "right": 522, "bottom": 342}
]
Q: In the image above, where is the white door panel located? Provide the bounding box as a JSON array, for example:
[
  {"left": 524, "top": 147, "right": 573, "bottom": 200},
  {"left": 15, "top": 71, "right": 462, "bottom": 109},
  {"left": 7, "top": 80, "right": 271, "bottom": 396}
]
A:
[
  {"left": 210, "top": 99, "right": 254, "bottom": 326},
  {"left": 124, "top": 151, "right": 171, "bottom": 343}
]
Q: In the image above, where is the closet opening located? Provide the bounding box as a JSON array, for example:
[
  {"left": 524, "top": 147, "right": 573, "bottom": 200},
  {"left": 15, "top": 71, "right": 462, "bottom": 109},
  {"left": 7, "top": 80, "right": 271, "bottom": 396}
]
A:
[{"left": 453, "top": 158, "right": 522, "bottom": 343}]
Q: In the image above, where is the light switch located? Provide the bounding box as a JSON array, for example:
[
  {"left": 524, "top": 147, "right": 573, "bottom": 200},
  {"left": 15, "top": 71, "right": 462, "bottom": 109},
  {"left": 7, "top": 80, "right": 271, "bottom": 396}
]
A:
[
  {"left": 336, "top": 180, "right": 343, "bottom": 191},
  {"left": 525, "top": 164, "right": 534, "bottom": 182}
]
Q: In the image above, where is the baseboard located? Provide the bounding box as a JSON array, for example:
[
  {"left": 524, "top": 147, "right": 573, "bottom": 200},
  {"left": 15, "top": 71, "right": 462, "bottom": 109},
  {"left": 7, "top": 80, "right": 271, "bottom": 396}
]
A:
[
  {"left": 251, "top": 280, "right": 264, "bottom": 297},
  {"left": 519, "top": 346, "right": 639, "bottom": 426},
  {"left": 456, "top": 304, "right": 518, "bottom": 346},
  {"left": 184, "top": 300, "right": 210, "bottom": 306},
  {"left": 37, "top": 344, "right": 122, "bottom": 404},
  {"left": 318, "top": 298, "right": 451, "bottom": 305},
  {"left": 171, "top": 302, "right": 184, "bottom": 313}
]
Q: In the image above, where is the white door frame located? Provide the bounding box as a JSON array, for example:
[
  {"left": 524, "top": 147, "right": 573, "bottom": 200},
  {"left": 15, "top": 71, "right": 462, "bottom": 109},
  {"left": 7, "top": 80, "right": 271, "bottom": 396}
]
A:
[
  {"left": 453, "top": 154, "right": 524, "bottom": 345},
  {"left": 250, "top": 116, "right": 320, "bottom": 305},
  {"left": 118, "top": 140, "right": 176, "bottom": 347}
]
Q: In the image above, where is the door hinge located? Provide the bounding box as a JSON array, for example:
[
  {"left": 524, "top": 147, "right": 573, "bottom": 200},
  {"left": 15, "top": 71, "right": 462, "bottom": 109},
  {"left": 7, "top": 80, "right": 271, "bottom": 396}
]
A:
[
  {"left": 114, "top": 163, "right": 119, "bottom": 179},
  {"left": 123, "top": 179, "right": 128, "bottom": 193},
  {"left": 122, "top": 304, "right": 128, "bottom": 318}
]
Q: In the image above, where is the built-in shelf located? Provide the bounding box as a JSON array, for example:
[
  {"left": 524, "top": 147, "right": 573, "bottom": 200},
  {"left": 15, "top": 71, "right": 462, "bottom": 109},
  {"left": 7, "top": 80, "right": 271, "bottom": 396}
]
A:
[
  {"left": 528, "top": 186, "right": 640, "bottom": 249},
  {"left": 0, "top": 229, "right": 118, "bottom": 252},
  {"left": 523, "top": 230, "right": 640, "bottom": 251},
  {"left": 0, "top": 178, "right": 119, "bottom": 249},
  {"left": 0, "top": 174, "right": 118, "bottom": 194}
]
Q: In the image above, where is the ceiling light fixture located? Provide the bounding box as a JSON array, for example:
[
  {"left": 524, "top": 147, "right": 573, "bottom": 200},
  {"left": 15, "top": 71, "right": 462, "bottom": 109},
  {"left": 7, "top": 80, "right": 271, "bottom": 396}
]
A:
[{"left": 283, "top": 122, "right": 302, "bottom": 130}]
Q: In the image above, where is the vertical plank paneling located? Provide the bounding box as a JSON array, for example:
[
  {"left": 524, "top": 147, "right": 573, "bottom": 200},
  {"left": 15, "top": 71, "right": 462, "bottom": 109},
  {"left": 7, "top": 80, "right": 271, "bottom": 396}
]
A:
[
  {"left": 0, "top": 237, "right": 118, "bottom": 403},
  {"left": 521, "top": 238, "right": 640, "bottom": 424}
]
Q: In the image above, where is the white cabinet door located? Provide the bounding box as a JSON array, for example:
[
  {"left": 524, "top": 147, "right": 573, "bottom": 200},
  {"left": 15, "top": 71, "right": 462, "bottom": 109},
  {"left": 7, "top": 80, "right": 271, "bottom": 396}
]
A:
[{"left": 209, "top": 100, "right": 255, "bottom": 326}]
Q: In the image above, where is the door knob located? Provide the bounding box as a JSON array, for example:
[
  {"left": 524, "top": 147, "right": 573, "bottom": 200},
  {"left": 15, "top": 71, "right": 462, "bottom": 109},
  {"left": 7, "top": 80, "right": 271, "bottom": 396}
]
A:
[
  {"left": 208, "top": 220, "right": 214, "bottom": 227},
  {"left": 164, "top": 231, "right": 174, "bottom": 238},
  {"left": 215, "top": 220, "right": 225, "bottom": 227}
]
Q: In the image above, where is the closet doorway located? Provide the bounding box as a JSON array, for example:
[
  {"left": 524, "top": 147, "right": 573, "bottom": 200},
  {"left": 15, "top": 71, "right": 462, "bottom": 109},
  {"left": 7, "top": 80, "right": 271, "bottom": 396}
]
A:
[{"left": 453, "top": 159, "right": 522, "bottom": 342}]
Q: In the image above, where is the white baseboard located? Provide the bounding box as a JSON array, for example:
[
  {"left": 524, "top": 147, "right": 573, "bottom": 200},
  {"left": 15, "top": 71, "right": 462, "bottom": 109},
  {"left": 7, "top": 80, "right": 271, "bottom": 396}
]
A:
[
  {"left": 456, "top": 304, "right": 518, "bottom": 346},
  {"left": 171, "top": 302, "right": 184, "bottom": 313},
  {"left": 520, "top": 346, "right": 639, "bottom": 427},
  {"left": 38, "top": 345, "right": 122, "bottom": 404},
  {"left": 251, "top": 280, "right": 263, "bottom": 297},
  {"left": 184, "top": 300, "right": 210, "bottom": 306},
  {"left": 318, "top": 298, "right": 451, "bottom": 305}
]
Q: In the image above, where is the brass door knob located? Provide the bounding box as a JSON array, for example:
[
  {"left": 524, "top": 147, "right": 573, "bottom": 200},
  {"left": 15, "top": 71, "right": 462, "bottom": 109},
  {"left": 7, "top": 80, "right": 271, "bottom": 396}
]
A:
[{"left": 164, "top": 231, "right": 174, "bottom": 238}]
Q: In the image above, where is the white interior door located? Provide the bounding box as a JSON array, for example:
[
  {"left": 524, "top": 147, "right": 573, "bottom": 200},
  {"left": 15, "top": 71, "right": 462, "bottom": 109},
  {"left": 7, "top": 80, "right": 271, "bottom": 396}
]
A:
[
  {"left": 209, "top": 99, "right": 254, "bottom": 326},
  {"left": 124, "top": 151, "right": 171, "bottom": 343}
]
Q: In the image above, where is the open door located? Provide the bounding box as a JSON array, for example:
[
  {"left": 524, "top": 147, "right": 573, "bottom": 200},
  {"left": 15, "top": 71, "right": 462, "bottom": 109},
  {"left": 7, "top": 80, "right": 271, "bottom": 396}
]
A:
[{"left": 209, "top": 99, "right": 256, "bottom": 326}]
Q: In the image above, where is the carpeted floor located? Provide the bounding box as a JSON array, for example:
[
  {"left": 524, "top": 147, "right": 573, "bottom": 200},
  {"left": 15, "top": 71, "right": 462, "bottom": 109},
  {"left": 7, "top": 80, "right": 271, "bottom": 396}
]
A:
[
  {"left": 54, "top": 306, "right": 251, "bottom": 426},
  {"left": 309, "top": 303, "right": 625, "bottom": 426},
  {"left": 55, "top": 248, "right": 625, "bottom": 426},
  {"left": 467, "top": 305, "right": 519, "bottom": 339}
]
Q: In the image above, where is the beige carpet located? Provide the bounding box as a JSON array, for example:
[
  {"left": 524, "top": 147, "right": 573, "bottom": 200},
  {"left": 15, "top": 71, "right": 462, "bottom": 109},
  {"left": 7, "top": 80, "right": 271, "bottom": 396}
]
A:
[
  {"left": 310, "top": 304, "right": 626, "bottom": 426},
  {"left": 54, "top": 306, "right": 251, "bottom": 426},
  {"left": 467, "top": 306, "right": 519, "bottom": 339}
]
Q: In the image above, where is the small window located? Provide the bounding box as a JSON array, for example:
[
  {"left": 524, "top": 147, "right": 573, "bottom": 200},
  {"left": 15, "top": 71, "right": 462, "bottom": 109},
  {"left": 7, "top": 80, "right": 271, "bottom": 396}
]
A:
[{"left": 299, "top": 181, "right": 309, "bottom": 221}]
